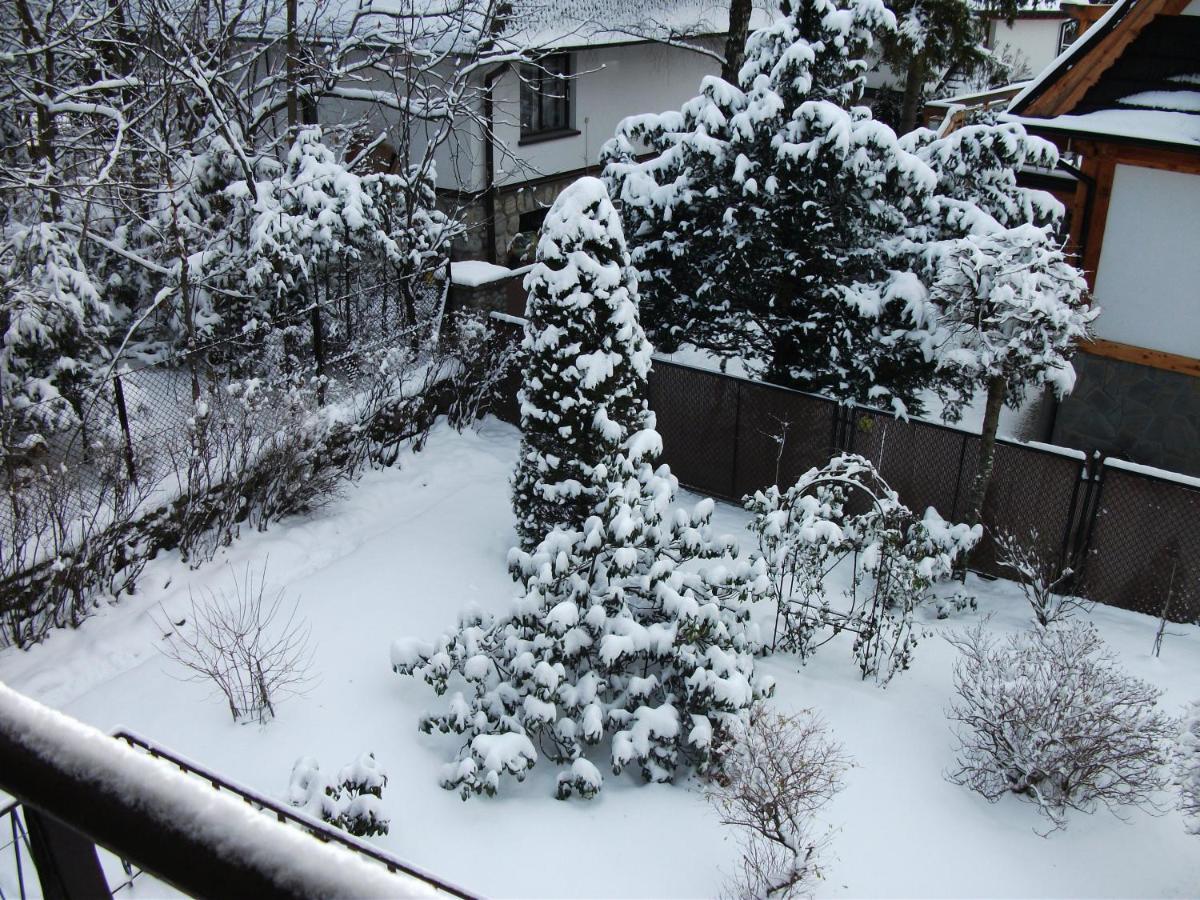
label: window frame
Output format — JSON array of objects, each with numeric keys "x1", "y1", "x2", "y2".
[
  {"x1": 519, "y1": 53, "x2": 577, "y2": 143},
  {"x1": 1057, "y1": 20, "x2": 1079, "y2": 55}
]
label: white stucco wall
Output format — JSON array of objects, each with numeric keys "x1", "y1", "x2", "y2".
[
  {"x1": 487, "y1": 40, "x2": 724, "y2": 189},
  {"x1": 1092, "y1": 164, "x2": 1200, "y2": 359},
  {"x1": 988, "y1": 16, "x2": 1069, "y2": 81}
]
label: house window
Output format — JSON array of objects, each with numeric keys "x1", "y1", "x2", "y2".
[
  {"x1": 1057, "y1": 20, "x2": 1079, "y2": 55},
  {"x1": 520, "y1": 54, "x2": 573, "y2": 139},
  {"x1": 518, "y1": 208, "x2": 548, "y2": 233}
]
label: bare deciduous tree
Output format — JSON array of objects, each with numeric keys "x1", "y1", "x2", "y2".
[
  {"x1": 158, "y1": 562, "x2": 315, "y2": 722},
  {"x1": 706, "y1": 706, "x2": 850, "y2": 899},
  {"x1": 947, "y1": 621, "x2": 1176, "y2": 832}
]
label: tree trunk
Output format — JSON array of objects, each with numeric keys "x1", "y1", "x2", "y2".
[
  {"x1": 898, "y1": 50, "x2": 927, "y2": 135},
  {"x1": 285, "y1": 0, "x2": 299, "y2": 137},
  {"x1": 721, "y1": 0, "x2": 753, "y2": 85},
  {"x1": 965, "y1": 375, "x2": 1006, "y2": 527}
]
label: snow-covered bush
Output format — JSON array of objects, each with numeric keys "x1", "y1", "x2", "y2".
[
  {"x1": 0, "y1": 223, "x2": 111, "y2": 435},
  {"x1": 511, "y1": 177, "x2": 653, "y2": 550},
  {"x1": 1176, "y1": 702, "x2": 1200, "y2": 835},
  {"x1": 706, "y1": 706, "x2": 849, "y2": 899},
  {"x1": 288, "y1": 753, "x2": 390, "y2": 837},
  {"x1": 159, "y1": 564, "x2": 314, "y2": 723},
  {"x1": 395, "y1": 429, "x2": 774, "y2": 799},
  {"x1": 947, "y1": 622, "x2": 1175, "y2": 830},
  {"x1": 927, "y1": 223, "x2": 1096, "y2": 526},
  {"x1": 443, "y1": 312, "x2": 520, "y2": 432},
  {"x1": 994, "y1": 528, "x2": 1090, "y2": 628},
  {"x1": 926, "y1": 224, "x2": 1095, "y2": 427},
  {"x1": 747, "y1": 454, "x2": 979, "y2": 683}
]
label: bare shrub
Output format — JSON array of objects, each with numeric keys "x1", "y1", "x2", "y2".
[
  {"x1": 158, "y1": 563, "x2": 315, "y2": 723},
  {"x1": 1, "y1": 423, "x2": 153, "y2": 647},
  {"x1": 706, "y1": 706, "x2": 850, "y2": 899},
  {"x1": 994, "y1": 528, "x2": 1089, "y2": 627},
  {"x1": 947, "y1": 621, "x2": 1175, "y2": 830},
  {"x1": 163, "y1": 379, "x2": 344, "y2": 564}
]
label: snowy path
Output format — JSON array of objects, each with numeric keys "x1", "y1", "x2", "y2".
[{"x1": 2, "y1": 419, "x2": 1198, "y2": 898}]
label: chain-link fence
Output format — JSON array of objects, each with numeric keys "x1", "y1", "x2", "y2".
[{"x1": 1, "y1": 275, "x2": 446, "y2": 534}]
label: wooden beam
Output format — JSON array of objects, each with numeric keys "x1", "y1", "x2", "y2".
[
  {"x1": 1083, "y1": 338, "x2": 1200, "y2": 378},
  {"x1": 1080, "y1": 154, "x2": 1116, "y2": 290},
  {"x1": 1103, "y1": 144, "x2": 1200, "y2": 175},
  {"x1": 1023, "y1": 0, "x2": 1192, "y2": 118}
]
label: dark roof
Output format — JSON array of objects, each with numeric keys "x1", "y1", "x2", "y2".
[{"x1": 1072, "y1": 14, "x2": 1200, "y2": 115}]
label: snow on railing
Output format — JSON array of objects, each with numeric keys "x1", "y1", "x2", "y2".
[{"x1": 0, "y1": 683, "x2": 477, "y2": 899}]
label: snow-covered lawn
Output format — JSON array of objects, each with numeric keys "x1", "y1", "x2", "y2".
[{"x1": 3, "y1": 419, "x2": 1198, "y2": 898}]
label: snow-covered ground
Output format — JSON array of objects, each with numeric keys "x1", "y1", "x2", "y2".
[{"x1": 2, "y1": 419, "x2": 1198, "y2": 899}]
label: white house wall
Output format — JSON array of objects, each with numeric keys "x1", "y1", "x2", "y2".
[
  {"x1": 1092, "y1": 164, "x2": 1200, "y2": 359},
  {"x1": 988, "y1": 17, "x2": 1067, "y2": 80},
  {"x1": 487, "y1": 39, "x2": 724, "y2": 189}
]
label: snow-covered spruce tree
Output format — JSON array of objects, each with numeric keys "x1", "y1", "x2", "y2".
[
  {"x1": 604, "y1": 0, "x2": 944, "y2": 414},
  {"x1": 511, "y1": 177, "x2": 653, "y2": 550},
  {"x1": 394, "y1": 430, "x2": 774, "y2": 799},
  {"x1": 927, "y1": 223, "x2": 1095, "y2": 525},
  {"x1": 0, "y1": 223, "x2": 110, "y2": 435}
]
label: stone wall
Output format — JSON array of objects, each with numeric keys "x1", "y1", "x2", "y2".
[
  {"x1": 443, "y1": 172, "x2": 592, "y2": 264},
  {"x1": 1053, "y1": 351, "x2": 1200, "y2": 476}
]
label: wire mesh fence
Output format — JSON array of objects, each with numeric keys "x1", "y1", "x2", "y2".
[{"x1": 0, "y1": 276, "x2": 445, "y2": 537}]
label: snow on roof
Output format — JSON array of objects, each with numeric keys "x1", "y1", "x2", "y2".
[
  {"x1": 494, "y1": 0, "x2": 775, "y2": 51},
  {"x1": 1008, "y1": 0, "x2": 1200, "y2": 147},
  {"x1": 283, "y1": 0, "x2": 775, "y2": 50},
  {"x1": 1014, "y1": 108, "x2": 1200, "y2": 144},
  {"x1": 450, "y1": 259, "x2": 515, "y2": 286}
]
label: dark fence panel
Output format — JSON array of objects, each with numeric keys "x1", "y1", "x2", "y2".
[
  {"x1": 492, "y1": 316, "x2": 1199, "y2": 622},
  {"x1": 1077, "y1": 465, "x2": 1200, "y2": 621},
  {"x1": 648, "y1": 363, "x2": 740, "y2": 499},
  {"x1": 847, "y1": 410, "x2": 969, "y2": 525},
  {"x1": 730, "y1": 380, "x2": 840, "y2": 499},
  {"x1": 976, "y1": 441, "x2": 1087, "y2": 577}
]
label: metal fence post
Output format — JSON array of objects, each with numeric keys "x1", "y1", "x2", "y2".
[
  {"x1": 729, "y1": 380, "x2": 743, "y2": 498},
  {"x1": 22, "y1": 806, "x2": 110, "y2": 900},
  {"x1": 112, "y1": 373, "x2": 138, "y2": 486}
]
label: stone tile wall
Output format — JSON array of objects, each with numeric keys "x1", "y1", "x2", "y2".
[{"x1": 1053, "y1": 352, "x2": 1200, "y2": 476}]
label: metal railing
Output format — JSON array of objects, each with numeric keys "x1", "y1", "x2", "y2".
[{"x1": 111, "y1": 730, "x2": 476, "y2": 899}]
